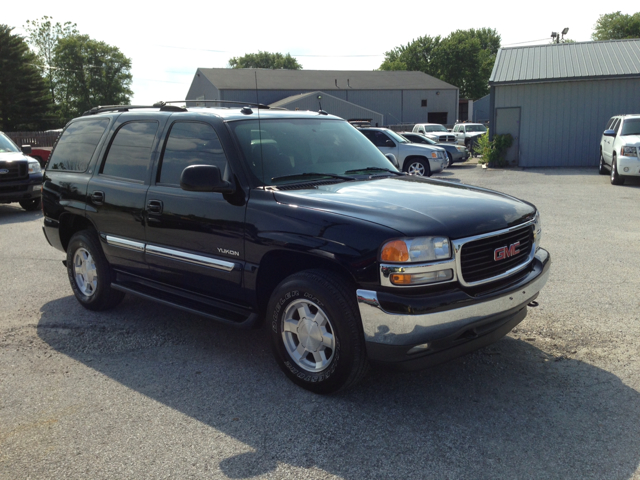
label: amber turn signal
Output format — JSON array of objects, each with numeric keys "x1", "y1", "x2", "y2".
[{"x1": 381, "y1": 240, "x2": 409, "y2": 262}]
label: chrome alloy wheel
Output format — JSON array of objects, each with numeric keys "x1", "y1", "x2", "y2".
[
  {"x1": 281, "y1": 299, "x2": 335, "y2": 372},
  {"x1": 73, "y1": 247, "x2": 98, "y2": 296},
  {"x1": 407, "y1": 161, "x2": 426, "y2": 176}
]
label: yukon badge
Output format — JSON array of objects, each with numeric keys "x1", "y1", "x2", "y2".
[
  {"x1": 494, "y1": 241, "x2": 520, "y2": 261},
  {"x1": 217, "y1": 247, "x2": 240, "y2": 257}
]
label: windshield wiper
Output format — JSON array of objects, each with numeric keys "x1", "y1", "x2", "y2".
[
  {"x1": 344, "y1": 167, "x2": 405, "y2": 176},
  {"x1": 271, "y1": 172, "x2": 355, "y2": 183}
]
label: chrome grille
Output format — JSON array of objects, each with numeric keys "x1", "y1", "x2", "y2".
[
  {"x1": 0, "y1": 161, "x2": 27, "y2": 182},
  {"x1": 437, "y1": 135, "x2": 456, "y2": 143},
  {"x1": 459, "y1": 226, "x2": 533, "y2": 284}
]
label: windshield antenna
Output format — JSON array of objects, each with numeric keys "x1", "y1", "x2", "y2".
[{"x1": 255, "y1": 71, "x2": 265, "y2": 184}]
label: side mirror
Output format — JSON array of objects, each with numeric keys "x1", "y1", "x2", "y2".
[
  {"x1": 603, "y1": 129, "x2": 616, "y2": 137},
  {"x1": 384, "y1": 139, "x2": 395, "y2": 147},
  {"x1": 180, "y1": 165, "x2": 234, "y2": 194},
  {"x1": 21, "y1": 145, "x2": 32, "y2": 155},
  {"x1": 384, "y1": 153, "x2": 399, "y2": 168}
]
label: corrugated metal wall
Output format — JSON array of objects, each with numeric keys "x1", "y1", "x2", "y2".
[
  {"x1": 494, "y1": 78, "x2": 640, "y2": 167},
  {"x1": 185, "y1": 82, "x2": 458, "y2": 127},
  {"x1": 473, "y1": 94, "x2": 490, "y2": 123},
  {"x1": 185, "y1": 73, "x2": 220, "y2": 106}
]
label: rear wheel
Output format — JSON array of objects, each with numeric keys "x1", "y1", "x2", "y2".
[
  {"x1": 267, "y1": 269, "x2": 369, "y2": 394},
  {"x1": 67, "y1": 230, "x2": 125, "y2": 310},
  {"x1": 403, "y1": 158, "x2": 431, "y2": 177},
  {"x1": 19, "y1": 198, "x2": 41, "y2": 211},
  {"x1": 610, "y1": 154, "x2": 625, "y2": 185}
]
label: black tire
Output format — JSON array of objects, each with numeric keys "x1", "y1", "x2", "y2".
[
  {"x1": 19, "y1": 197, "x2": 41, "y2": 211},
  {"x1": 267, "y1": 269, "x2": 369, "y2": 394},
  {"x1": 465, "y1": 139, "x2": 473, "y2": 156},
  {"x1": 446, "y1": 152, "x2": 453, "y2": 168},
  {"x1": 598, "y1": 151, "x2": 607, "y2": 175},
  {"x1": 403, "y1": 158, "x2": 431, "y2": 177},
  {"x1": 66, "y1": 230, "x2": 125, "y2": 311},
  {"x1": 610, "y1": 154, "x2": 625, "y2": 185}
]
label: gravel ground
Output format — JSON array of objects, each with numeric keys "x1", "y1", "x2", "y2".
[{"x1": 1, "y1": 165, "x2": 640, "y2": 479}]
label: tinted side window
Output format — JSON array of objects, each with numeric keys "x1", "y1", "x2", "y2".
[
  {"x1": 605, "y1": 117, "x2": 615, "y2": 130},
  {"x1": 101, "y1": 121, "x2": 158, "y2": 182},
  {"x1": 158, "y1": 122, "x2": 228, "y2": 186},
  {"x1": 48, "y1": 119, "x2": 109, "y2": 172},
  {"x1": 611, "y1": 118, "x2": 621, "y2": 133}
]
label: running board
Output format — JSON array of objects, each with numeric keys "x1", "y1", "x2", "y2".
[{"x1": 111, "y1": 274, "x2": 258, "y2": 329}]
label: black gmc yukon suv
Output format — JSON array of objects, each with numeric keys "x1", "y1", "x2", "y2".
[
  {"x1": 42, "y1": 103, "x2": 550, "y2": 393},
  {"x1": 0, "y1": 131, "x2": 43, "y2": 211}
]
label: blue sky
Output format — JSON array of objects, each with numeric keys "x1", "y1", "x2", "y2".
[{"x1": 5, "y1": 0, "x2": 639, "y2": 104}]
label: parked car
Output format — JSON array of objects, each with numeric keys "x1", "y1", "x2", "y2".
[
  {"x1": 412, "y1": 123, "x2": 456, "y2": 143},
  {"x1": 0, "y1": 131, "x2": 43, "y2": 211},
  {"x1": 599, "y1": 114, "x2": 640, "y2": 185},
  {"x1": 42, "y1": 103, "x2": 549, "y2": 394},
  {"x1": 400, "y1": 132, "x2": 469, "y2": 166},
  {"x1": 358, "y1": 127, "x2": 447, "y2": 176},
  {"x1": 452, "y1": 123, "x2": 488, "y2": 152}
]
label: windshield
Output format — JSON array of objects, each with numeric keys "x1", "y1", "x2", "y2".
[
  {"x1": 0, "y1": 132, "x2": 20, "y2": 153},
  {"x1": 424, "y1": 125, "x2": 447, "y2": 132},
  {"x1": 229, "y1": 118, "x2": 398, "y2": 185},
  {"x1": 465, "y1": 124, "x2": 487, "y2": 133},
  {"x1": 621, "y1": 118, "x2": 640, "y2": 136}
]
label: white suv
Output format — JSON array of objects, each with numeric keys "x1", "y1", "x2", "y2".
[{"x1": 600, "y1": 114, "x2": 640, "y2": 185}]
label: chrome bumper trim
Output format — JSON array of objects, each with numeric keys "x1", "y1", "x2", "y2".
[{"x1": 359, "y1": 249, "x2": 549, "y2": 346}]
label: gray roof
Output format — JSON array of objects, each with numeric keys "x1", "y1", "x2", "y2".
[
  {"x1": 489, "y1": 39, "x2": 640, "y2": 85},
  {"x1": 197, "y1": 68, "x2": 457, "y2": 91}
]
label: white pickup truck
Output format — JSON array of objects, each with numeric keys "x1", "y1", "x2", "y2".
[{"x1": 452, "y1": 123, "x2": 487, "y2": 151}]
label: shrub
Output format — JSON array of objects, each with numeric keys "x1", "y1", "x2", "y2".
[{"x1": 476, "y1": 132, "x2": 513, "y2": 167}]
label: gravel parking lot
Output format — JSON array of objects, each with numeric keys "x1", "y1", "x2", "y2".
[{"x1": 1, "y1": 165, "x2": 640, "y2": 479}]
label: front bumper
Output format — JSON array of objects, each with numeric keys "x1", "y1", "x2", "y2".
[
  {"x1": 357, "y1": 248, "x2": 550, "y2": 370},
  {"x1": 429, "y1": 157, "x2": 446, "y2": 173},
  {"x1": 0, "y1": 175, "x2": 42, "y2": 204},
  {"x1": 617, "y1": 154, "x2": 640, "y2": 176}
]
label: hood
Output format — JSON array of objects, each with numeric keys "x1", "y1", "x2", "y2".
[
  {"x1": 621, "y1": 135, "x2": 640, "y2": 145},
  {"x1": 401, "y1": 143, "x2": 442, "y2": 154},
  {"x1": 273, "y1": 176, "x2": 536, "y2": 239},
  {"x1": 467, "y1": 131, "x2": 486, "y2": 138},
  {"x1": 0, "y1": 151, "x2": 31, "y2": 162}
]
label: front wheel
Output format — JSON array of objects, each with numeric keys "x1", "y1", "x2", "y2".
[
  {"x1": 403, "y1": 158, "x2": 431, "y2": 177},
  {"x1": 67, "y1": 230, "x2": 125, "y2": 311},
  {"x1": 19, "y1": 197, "x2": 41, "y2": 211},
  {"x1": 267, "y1": 270, "x2": 369, "y2": 394},
  {"x1": 611, "y1": 154, "x2": 625, "y2": 185}
]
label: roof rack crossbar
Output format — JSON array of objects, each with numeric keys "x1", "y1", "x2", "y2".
[
  {"x1": 178, "y1": 99, "x2": 270, "y2": 109},
  {"x1": 82, "y1": 100, "x2": 270, "y2": 116}
]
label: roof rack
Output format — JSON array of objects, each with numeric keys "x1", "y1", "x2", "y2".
[
  {"x1": 82, "y1": 99, "x2": 270, "y2": 116},
  {"x1": 181, "y1": 99, "x2": 270, "y2": 109},
  {"x1": 82, "y1": 102, "x2": 187, "y2": 116}
]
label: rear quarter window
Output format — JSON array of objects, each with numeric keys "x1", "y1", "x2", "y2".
[
  {"x1": 100, "y1": 121, "x2": 159, "y2": 182},
  {"x1": 47, "y1": 119, "x2": 110, "y2": 172}
]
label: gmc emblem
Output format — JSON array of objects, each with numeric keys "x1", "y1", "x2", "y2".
[{"x1": 494, "y1": 241, "x2": 521, "y2": 261}]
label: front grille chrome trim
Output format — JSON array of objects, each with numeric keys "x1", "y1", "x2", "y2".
[{"x1": 453, "y1": 219, "x2": 537, "y2": 287}]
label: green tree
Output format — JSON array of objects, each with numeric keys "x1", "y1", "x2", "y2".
[
  {"x1": 0, "y1": 25, "x2": 54, "y2": 130},
  {"x1": 228, "y1": 51, "x2": 302, "y2": 69},
  {"x1": 53, "y1": 34, "x2": 132, "y2": 121},
  {"x1": 24, "y1": 16, "x2": 79, "y2": 105},
  {"x1": 379, "y1": 28, "x2": 501, "y2": 100},
  {"x1": 592, "y1": 11, "x2": 640, "y2": 40}
]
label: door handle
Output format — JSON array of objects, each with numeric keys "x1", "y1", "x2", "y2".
[
  {"x1": 147, "y1": 200, "x2": 163, "y2": 214},
  {"x1": 91, "y1": 191, "x2": 104, "y2": 205}
]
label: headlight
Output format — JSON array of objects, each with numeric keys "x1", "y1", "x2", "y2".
[
  {"x1": 28, "y1": 160, "x2": 42, "y2": 174},
  {"x1": 381, "y1": 236, "x2": 451, "y2": 263},
  {"x1": 455, "y1": 146, "x2": 466, "y2": 151},
  {"x1": 621, "y1": 146, "x2": 638, "y2": 157},
  {"x1": 533, "y1": 211, "x2": 542, "y2": 250}
]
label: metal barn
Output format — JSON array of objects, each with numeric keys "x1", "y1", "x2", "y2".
[
  {"x1": 186, "y1": 69, "x2": 459, "y2": 126},
  {"x1": 489, "y1": 39, "x2": 640, "y2": 167}
]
